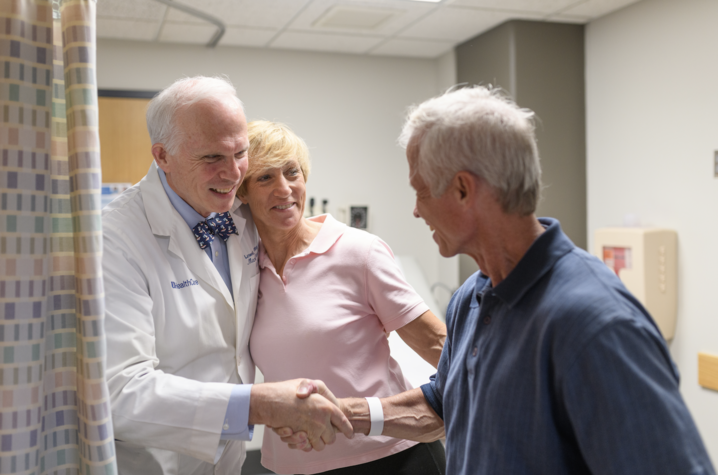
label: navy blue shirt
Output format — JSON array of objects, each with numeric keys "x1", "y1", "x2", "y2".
[{"x1": 422, "y1": 218, "x2": 714, "y2": 475}]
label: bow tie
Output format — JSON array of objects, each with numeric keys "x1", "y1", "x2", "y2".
[{"x1": 192, "y1": 212, "x2": 238, "y2": 250}]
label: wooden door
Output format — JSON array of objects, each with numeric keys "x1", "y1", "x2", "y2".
[{"x1": 98, "y1": 97, "x2": 154, "y2": 185}]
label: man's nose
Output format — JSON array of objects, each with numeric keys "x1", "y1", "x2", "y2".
[
  {"x1": 413, "y1": 205, "x2": 421, "y2": 218},
  {"x1": 222, "y1": 156, "x2": 243, "y2": 182}
]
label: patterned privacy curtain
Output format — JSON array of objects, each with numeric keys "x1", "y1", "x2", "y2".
[{"x1": 0, "y1": 0, "x2": 116, "y2": 473}]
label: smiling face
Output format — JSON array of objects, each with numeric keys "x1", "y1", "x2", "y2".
[
  {"x1": 408, "y1": 138, "x2": 466, "y2": 258},
  {"x1": 239, "y1": 160, "x2": 306, "y2": 234},
  {"x1": 154, "y1": 97, "x2": 249, "y2": 217}
]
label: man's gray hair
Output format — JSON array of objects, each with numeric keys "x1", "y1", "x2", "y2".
[
  {"x1": 146, "y1": 76, "x2": 244, "y2": 155},
  {"x1": 399, "y1": 86, "x2": 541, "y2": 216}
]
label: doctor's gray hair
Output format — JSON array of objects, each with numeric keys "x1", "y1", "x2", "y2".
[
  {"x1": 399, "y1": 86, "x2": 541, "y2": 216},
  {"x1": 146, "y1": 76, "x2": 244, "y2": 155}
]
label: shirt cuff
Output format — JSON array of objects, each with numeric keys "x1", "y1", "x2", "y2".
[
  {"x1": 420, "y1": 375, "x2": 444, "y2": 420},
  {"x1": 220, "y1": 384, "x2": 254, "y2": 441}
]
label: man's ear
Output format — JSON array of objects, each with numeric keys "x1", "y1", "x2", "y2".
[
  {"x1": 452, "y1": 171, "x2": 477, "y2": 203},
  {"x1": 152, "y1": 143, "x2": 170, "y2": 172},
  {"x1": 236, "y1": 187, "x2": 249, "y2": 205}
]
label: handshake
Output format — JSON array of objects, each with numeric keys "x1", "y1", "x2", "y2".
[
  {"x1": 249, "y1": 378, "x2": 445, "y2": 452},
  {"x1": 249, "y1": 378, "x2": 365, "y2": 452}
]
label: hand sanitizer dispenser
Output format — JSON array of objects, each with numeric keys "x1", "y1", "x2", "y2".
[{"x1": 593, "y1": 228, "x2": 677, "y2": 340}]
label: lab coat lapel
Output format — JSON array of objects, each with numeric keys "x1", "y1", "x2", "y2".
[
  {"x1": 170, "y1": 225, "x2": 235, "y2": 310},
  {"x1": 227, "y1": 204, "x2": 248, "y2": 332},
  {"x1": 140, "y1": 163, "x2": 235, "y2": 309}
]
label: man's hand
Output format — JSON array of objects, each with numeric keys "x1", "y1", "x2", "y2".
[
  {"x1": 275, "y1": 383, "x2": 445, "y2": 450},
  {"x1": 249, "y1": 379, "x2": 353, "y2": 451},
  {"x1": 272, "y1": 379, "x2": 344, "y2": 451}
]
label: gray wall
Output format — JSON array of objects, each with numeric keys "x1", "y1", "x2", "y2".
[{"x1": 455, "y1": 20, "x2": 586, "y2": 280}]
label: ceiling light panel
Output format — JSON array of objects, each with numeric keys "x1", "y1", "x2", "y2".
[
  {"x1": 313, "y1": 6, "x2": 399, "y2": 30},
  {"x1": 164, "y1": 0, "x2": 312, "y2": 29},
  {"x1": 289, "y1": 0, "x2": 437, "y2": 36},
  {"x1": 96, "y1": 0, "x2": 167, "y2": 21}
]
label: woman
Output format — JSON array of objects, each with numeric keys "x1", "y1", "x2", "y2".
[{"x1": 240, "y1": 120, "x2": 447, "y2": 475}]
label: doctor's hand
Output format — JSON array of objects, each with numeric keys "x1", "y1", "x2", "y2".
[
  {"x1": 272, "y1": 379, "x2": 353, "y2": 452},
  {"x1": 249, "y1": 379, "x2": 353, "y2": 451}
]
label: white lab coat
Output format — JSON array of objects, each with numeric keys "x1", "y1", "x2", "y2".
[{"x1": 103, "y1": 163, "x2": 260, "y2": 475}]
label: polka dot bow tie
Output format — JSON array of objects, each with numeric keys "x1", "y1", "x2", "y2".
[{"x1": 192, "y1": 212, "x2": 238, "y2": 250}]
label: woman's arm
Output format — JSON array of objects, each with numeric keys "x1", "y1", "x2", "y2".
[{"x1": 396, "y1": 310, "x2": 447, "y2": 368}]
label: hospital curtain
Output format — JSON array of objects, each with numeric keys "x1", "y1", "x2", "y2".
[{"x1": 0, "y1": 0, "x2": 116, "y2": 473}]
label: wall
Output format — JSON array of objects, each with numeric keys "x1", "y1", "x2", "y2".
[
  {"x1": 586, "y1": 0, "x2": 718, "y2": 461},
  {"x1": 96, "y1": 40, "x2": 458, "y2": 302},
  {"x1": 455, "y1": 20, "x2": 587, "y2": 281}
]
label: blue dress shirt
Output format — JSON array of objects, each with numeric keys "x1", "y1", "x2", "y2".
[
  {"x1": 421, "y1": 218, "x2": 714, "y2": 475},
  {"x1": 158, "y1": 168, "x2": 253, "y2": 441}
]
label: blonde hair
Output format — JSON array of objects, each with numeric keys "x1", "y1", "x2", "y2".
[{"x1": 239, "y1": 120, "x2": 311, "y2": 196}]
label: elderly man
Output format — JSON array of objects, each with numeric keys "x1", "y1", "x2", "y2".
[
  {"x1": 284, "y1": 86, "x2": 715, "y2": 474},
  {"x1": 102, "y1": 76, "x2": 351, "y2": 475}
]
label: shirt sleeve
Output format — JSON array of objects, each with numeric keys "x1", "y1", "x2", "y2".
[
  {"x1": 420, "y1": 319, "x2": 452, "y2": 421},
  {"x1": 220, "y1": 384, "x2": 254, "y2": 440},
  {"x1": 421, "y1": 376, "x2": 444, "y2": 421},
  {"x1": 365, "y1": 238, "x2": 430, "y2": 333},
  {"x1": 419, "y1": 287, "x2": 456, "y2": 421},
  {"x1": 559, "y1": 318, "x2": 715, "y2": 475}
]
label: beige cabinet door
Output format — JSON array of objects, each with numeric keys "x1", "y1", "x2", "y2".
[{"x1": 98, "y1": 97, "x2": 154, "y2": 185}]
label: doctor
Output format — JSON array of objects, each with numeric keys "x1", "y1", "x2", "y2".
[{"x1": 102, "y1": 76, "x2": 352, "y2": 475}]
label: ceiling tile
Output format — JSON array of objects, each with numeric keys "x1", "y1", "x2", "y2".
[
  {"x1": 370, "y1": 38, "x2": 454, "y2": 58},
  {"x1": 398, "y1": 6, "x2": 532, "y2": 42},
  {"x1": 159, "y1": 22, "x2": 216, "y2": 44},
  {"x1": 97, "y1": 18, "x2": 160, "y2": 41},
  {"x1": 448, "y1": 0, "x2": 579, "y2": 14},
  {"x1": 270, "y1": 30, "x2": 384, "y2": 54},
  {"x1": 96, "y1": 0, "x2": 628, "y2": 58},
  {"x1": 561, "y1": 0, "x2": 642, "y2": 18},
  {"x1": 314, "y1": 5, "x2": 399, "y2": 30},
  {"x1": 221, "y1": 27, "x2": 278, "y2": 48},
  {"x1": 164, "y1": 0, "x2": 311, "y2": 29},
  {"x1": 288, "y1": 0, "x2": 438, "y2": 37},
  {"x1": 96, "y1": 0, "x2": 167, "y2": 21}
]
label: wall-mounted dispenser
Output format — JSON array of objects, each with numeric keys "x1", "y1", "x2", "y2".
[{"x1": 593, "y1": 228, "x2": 677, "y2": 340}]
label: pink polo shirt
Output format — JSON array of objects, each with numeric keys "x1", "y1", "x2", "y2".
[{"x1": 249, "y1": 214, "x2": 429, "y2": 474}]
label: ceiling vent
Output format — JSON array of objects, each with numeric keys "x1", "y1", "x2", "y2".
[{"x1": 312, "y1": 5, "x2": 400, "y2": 30}]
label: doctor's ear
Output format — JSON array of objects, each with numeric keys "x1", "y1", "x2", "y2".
[
  {"x1": 236, "y1": 187, "x2": 249, "y2": 205},
  {"x1": 152, "y1": 143, "x2": 170, "y2": 172}
]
